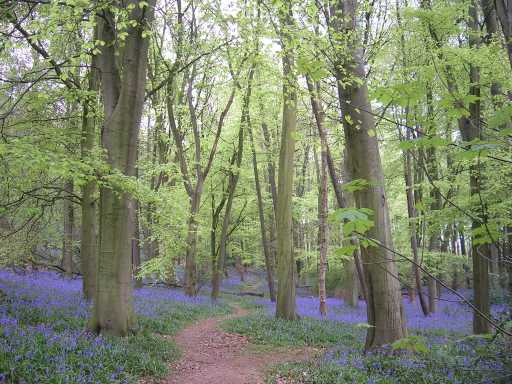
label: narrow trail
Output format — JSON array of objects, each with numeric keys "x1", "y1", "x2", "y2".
[{"x1": 157, "y1": 306, "x2": 315, "y2": 384}]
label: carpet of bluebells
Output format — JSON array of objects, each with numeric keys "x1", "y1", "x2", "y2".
[
  {"x1": 1, "y1": 268, "x2": 511, "y2": 384},
  {"x1": 253, "y1": 290, "x2": 510, "y2": 333},
  {"x1": 0, "y1": 270, "x2": 229, "y2": 383},
  {"x1": 224, "y1": 290, "x2": 512, "y2": 383}
]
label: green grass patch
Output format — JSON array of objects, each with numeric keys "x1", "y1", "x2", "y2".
[{"x1": 221, "y1": 310, "x2": 364, "y2": 347}]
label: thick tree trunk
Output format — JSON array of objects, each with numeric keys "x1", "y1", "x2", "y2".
[
  {"x1": 305, "y1": 75, "x2": 368, "y2": 304},
  {"x1": 249, "y1": 118, "x2": 276, "y2": 302},
  {"x1": 306, "y1": 75, "x2": 363, "y2": 306},
  {"x1": 90, "y1": 1, "x2": 154, "y2": 336},
  {"x1": 343, "y1": 255, "x2": 359, "y2": 307},
  {"x1": 62, "y1": 180, "x2": 74, "y2": 278},
  {"x1": 331, "y1": 0, "x2": 406, "y2": 349},
  {"x1": 465, "y1": 3, "x2": 491, "y2": 334},
  {"x1": 275, "y1": 3, "x2": 297, "y2": 320},
  {"x1": 80, "y1": 55, "x2": 98, "y2": 300}
]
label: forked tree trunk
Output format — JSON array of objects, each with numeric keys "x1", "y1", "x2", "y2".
[
  {"x1": 90, "y1": 1, "x2": 154, "y2": 336},
  {"x1": 211, "y1": 66, "x2": 254, "y2": 299},
  {"x1": 331, "y1": 0, "x2": 406, "y2": 350},
  {"x1": 62, "y1": 180, "x2": 74, "y2": 278},
  {"x1": 275, "y1": 2, "x2": 297, "y2": 320}
]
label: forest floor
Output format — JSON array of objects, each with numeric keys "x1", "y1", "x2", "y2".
[
  {"x1": 156, "y1": 306, "x2": 318, "y2": 384},
  {"x1": 1, "y1": 269, "x2": 510, "y2": 383}
]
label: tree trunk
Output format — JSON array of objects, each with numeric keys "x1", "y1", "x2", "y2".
[
  {"x1": 249, "y1": 116, "x2": 276, "y2": 302},
  {"x1": 211, "y1": 66, "x2": 254, "y2": 299},
  {"x1": 464, "y1": 3, "x2": 491, "y2": 334},
  {"x1": 451, "y1": 227, "x2": 460, "y2": 290},
  {"x1": 331, "y1": 0, "x2": 406, "y2": 349},
  {"x1": 260, "y1": 122, "x2": 278, "y2": 214},
  {"x1": 402, "y1": 125, "x2": 429, "y2": 315},
  {"x1": 318, "y1": 142, "x2": 328, "y2": 317},
  {"x1": 427, "y1": 276, "x2": 437, "y2": 313},
  {"x1": 185, "y1": 189, "x2": 201, "y2": 296},
  {"x1": 305, "y1": 75, "x2": 368, "y2": 304},
  {"x1": 495, "y1": 0, "x2": 512, "y2": 69},
  {"x1": 90, "y1": 1, "x2": 154, "y2": 336},
  {"x1": 80, "y1": 49, "x2": 99, "y2": 300},
  {"x1": 132, "y1": 200, "x2": 142, "y2": 288},
  {"x1": 62, "y1": 180, "x2": 74, "y2": 278},
  {"x1": 275, "y1": 3, "x2": 297, "y2": 320}
]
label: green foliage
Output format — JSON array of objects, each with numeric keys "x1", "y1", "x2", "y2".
[
  {"x1": 391, "y1": 336, "x2": 429, "y2": 354},
  {"x1": 329, "y1": 207, "x2": 374, "y2": 239}
]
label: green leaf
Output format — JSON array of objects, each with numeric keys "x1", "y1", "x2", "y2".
[
  {"x1": 342, "y1": 179, "x2": 371, "y2": 192},
  {"x1": 335, "y1": 245, "x2": 357, "y2": 258}
]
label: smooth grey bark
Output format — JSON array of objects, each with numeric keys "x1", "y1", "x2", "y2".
[
  {"x1": 465, "y1": 2, "x2": 491, "y2": 334},
  {"x1": 249, "y1": 112, "x2": 276, "y2": 302},
  {"x1": 90, "y1": 1, "x2": 155, "y2": 336},
  {"x1": 331, "y1": 0, "x2": 407, "y2": 350},
  {"x1": 80, "y1": 54, "x2": 98, "y2": 301},
  {"x1": 132, "y1": 200, "x2": 142, "y2": 288},
  {"x1": 275, "y1": 2, "x2": 297, "y2": 320},
  {"x1": 260, "y1": 122, "x2": 278, "y2": 214},
  {"x1": 305, "y1": 75, "x2": 365, "y2": 305},
  {"x1": 62, "y1": 180, "x2": 74, "y2": 278},
  {"x1": 317, "y1": 143, "x2": 328, "y2": 316},
  {"x1": 260, "y1": 121, "x2": 279, "y2": 268}
]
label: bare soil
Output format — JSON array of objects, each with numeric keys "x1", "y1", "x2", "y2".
[{"x1": 153, "y1": 307, "x2": 316, "y2": 384}]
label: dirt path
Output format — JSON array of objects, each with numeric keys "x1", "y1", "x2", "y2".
[{"x1": 157, "y1": 306, "x2": 315, "y2": 384}]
